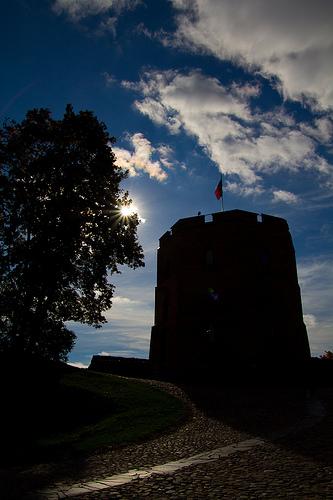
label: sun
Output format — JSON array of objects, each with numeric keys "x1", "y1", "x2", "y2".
[
  {"x1": 119, "y1": 202, "x2": 146, "y2": 223},
  {"x1": 120, "y1": 205, "x2": 137, "y2": 217}
]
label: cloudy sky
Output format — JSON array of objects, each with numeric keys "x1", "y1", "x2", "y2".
[{"x1": 2, "y1": 0, "x2": 333, "y2": 366}]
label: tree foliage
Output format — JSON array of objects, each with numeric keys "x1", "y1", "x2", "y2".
[{"x1": 0, "y1": 105, "x2": 144, "y2": 361}]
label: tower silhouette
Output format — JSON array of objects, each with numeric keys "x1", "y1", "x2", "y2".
[{"x1": 149, "y1": 210, "x2": 310, "y2": 377}]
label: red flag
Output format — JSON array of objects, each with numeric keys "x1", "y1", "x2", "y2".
[{"x1": 214, "y1": 177, "x2": 223, "y2": 200}]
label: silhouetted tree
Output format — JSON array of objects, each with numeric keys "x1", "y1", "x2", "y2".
[{"x1": 0, "y1": 105, "x2": 144, "y2": 361}]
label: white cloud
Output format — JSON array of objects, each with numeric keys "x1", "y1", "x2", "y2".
[
  {"x1": 69, "y1": 323, "x2": 151, "y2": 361},
  {"x1": 303, "y1": 314, "x2": 317, "y2": 328},
  {"x1": 135, "y1": 97, "x2": 182, "y2": 134},
  {"x1": 272, "y1": 190, "x2": 299, "y2": 204},
  {"x1": 52, "y1": 0, "x2": 140, "y2": 21},
  {"x1": 67, "y1": 361, "x2": 88, "y2": 368},
  {"x1": 300, "y1": 118, "x2": 333, "y2": 144},
  {"x1": 103, "y1": 302, "x2": 150, "y2": 325},
  {"x1": 226, "y1": 182, "x2": 264, "y2": 197},
  {"x1": 170, "y1": 0, "x2": 333, "y2": 110},
  {"x1": 112, "y1": 295, "x2": 138, "y2": 304},
  {"x1": 102, "y1": 71, "x2": 116, "y2": 86},
  {"x1": 113, "y1": 132, "x2": 170, "y2": 181},
  {"x1": 156, "y1": 70, "x2": 252, "y2": 119},
  {"x1": 129, "y1": 70, "x2": 331, "y2": 186}
]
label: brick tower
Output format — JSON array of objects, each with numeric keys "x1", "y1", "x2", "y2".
[{"x1": 149, "y1": 210, "x2": 310, "y2": 376}]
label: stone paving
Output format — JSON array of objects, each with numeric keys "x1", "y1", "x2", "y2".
[
  {"x1": 36, "y1": 438, "x2": 267, "y2": 498},
  {"x1": 2, "y1": 379, "x2": 333, "y2": 499},
  {"x1": 82, "y1": 440, "x2": 333, "y2": 499}
]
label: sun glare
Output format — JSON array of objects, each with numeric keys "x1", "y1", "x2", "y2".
[
  {"x1": 120, "y1": 205, "x2": 137, "y2": 217},
  {"x1": 119, "y1": 204, "x2": 146, "y2": 223}
]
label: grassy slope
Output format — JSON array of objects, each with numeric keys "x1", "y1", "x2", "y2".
[{"x1": 1, "y1": 368, "x2": 187, "y2": 465}]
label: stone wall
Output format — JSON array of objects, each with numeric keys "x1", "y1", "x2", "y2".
[{"x1": 89, "y1": 355, "x2": 151, "y2": 378}]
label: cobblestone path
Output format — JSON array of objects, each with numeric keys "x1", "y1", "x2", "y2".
[{"x1": 2, "y1": 380, "x2": 333, "y2": 499}]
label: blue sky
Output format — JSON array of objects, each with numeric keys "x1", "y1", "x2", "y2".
[{"x1": 2, "y1": 0, "x2": 333, "y2": 366}]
